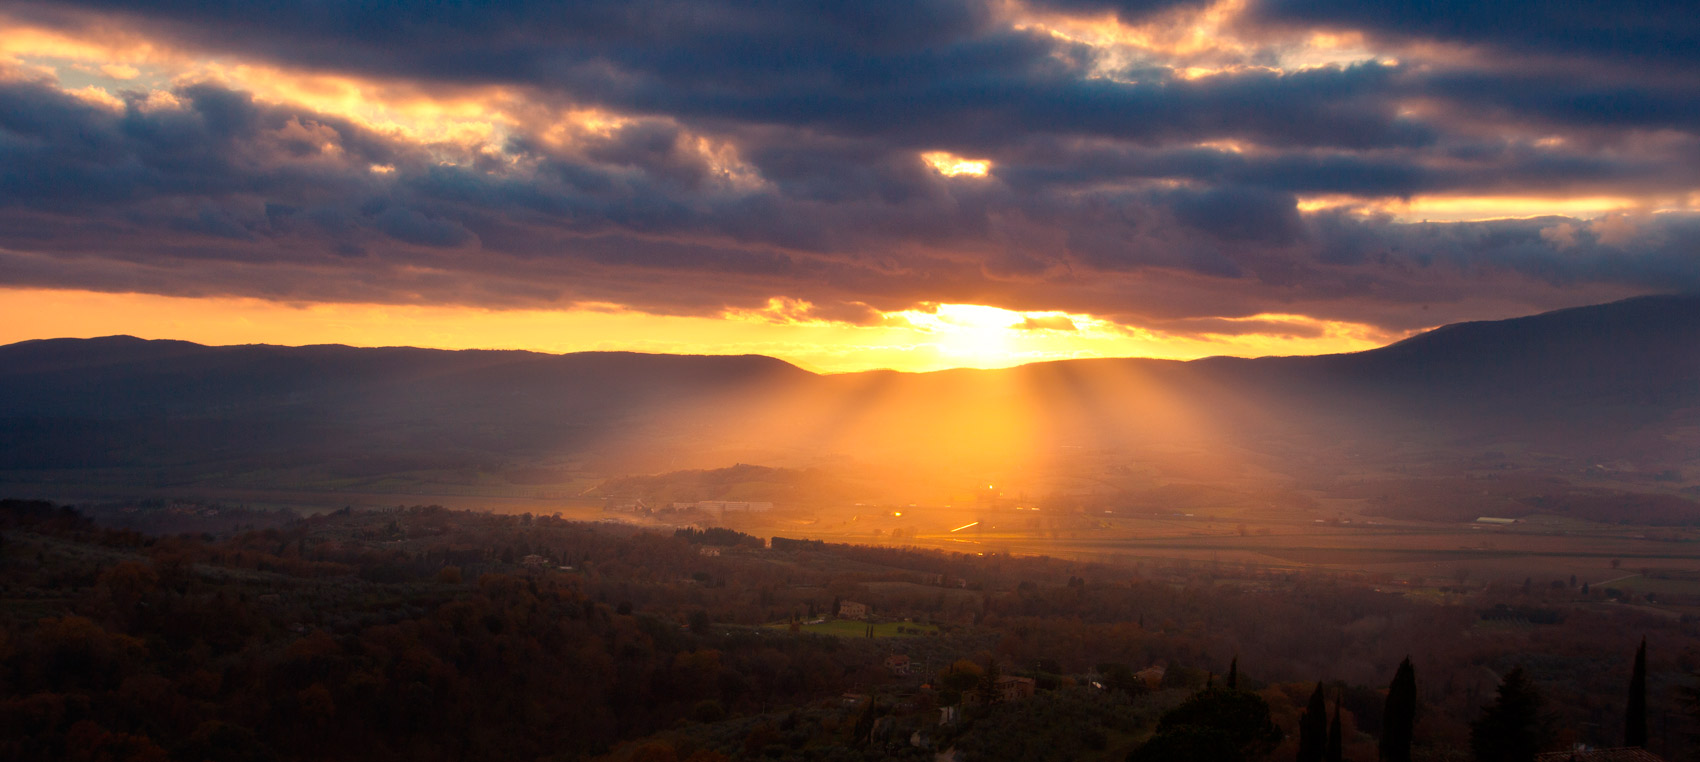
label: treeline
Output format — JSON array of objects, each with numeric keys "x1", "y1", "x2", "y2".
[
  {"x1": 1123, "y1": 643, "x2": 1668, "y2": 762},
  {"x1": 675, "y1": 527, "x2": 764, "y2": 548}
]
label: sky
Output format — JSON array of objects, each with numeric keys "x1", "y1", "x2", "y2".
[{"x1": 1, "y1": 0, "x2": 1696, "y2": 372}]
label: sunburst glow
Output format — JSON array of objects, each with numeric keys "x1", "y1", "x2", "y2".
[{"x1": 921, "y1": 151, "x2": 991, "y2": 177}]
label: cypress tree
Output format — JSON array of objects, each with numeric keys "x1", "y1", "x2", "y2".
[
  {"x1": 851, "y1": 695, "x2": 877, "y2": 746},
  {"x1": 1381, "y1": 657, "x2": 1416, "y2": 762},
  {"x1": 1627, "y1": 637, "x2": 1648, "y2": 747},
  {"x1": 1228, "y1": 656, "x2": 1239, "y2": 690},
  {"x1": 1299, "y1": 683, "x2": 1328, "y2": 762},
  {"x1": 1470, "y1": 666, "x2": 1547, "y2": 762},
  {"x1": 1326, "y1": 696, "x2": 1343, "y2": 762}
]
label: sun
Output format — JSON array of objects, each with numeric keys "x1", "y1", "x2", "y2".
[{"x1": 888, "y1": 304, "x2": 1033, "y2": 367}]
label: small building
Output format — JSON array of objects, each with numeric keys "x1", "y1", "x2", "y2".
[
  {"x1": 1475, "y1": 516, "x2": 1520, "y2": 525},
  {"x1": 994, "y1": 675, "x2": 1036, "y2": 702},
  {"x1": 841, "y1": 692, "x2": 870, "y2": 708},
  {"x1": 885, "y1": 654, "x2": 912, "y2": 676},
  {"x1": 698, "y1": 546, "x2": 722, "y2": 557},
  {"x1": 520, "y1": 554, "x2": 550, "y2": 569},
  {"x1": 838, "y1": 600, "x2": 870, "y2": 619},
  {"x1": 1135, "y1": 665, "x2": 1166, "y2": 689}
]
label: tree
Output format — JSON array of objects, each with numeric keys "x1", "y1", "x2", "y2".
[
  {"x1": 1228, "y1": 656, "x2": 1239, "y2": 690},
  {"x1": 1136, "y1": 687, "x2": 1282, "y2": 762},
  {"x1": 981, "y1": 661, "x2": 1003, "y2": 704},
  {"x1": 1300, "y1": 683, "x2": 1328, "y2": 762},
  {"x1": 1627, "y1": 637, "x2": 1647, "y2": 748},
  {"x1": 1680, "y1": 674, "x2": 1700, "y2": 754},
  {"x1": 1129, "y1": 725, "x2": 1245, "y2": 762},
  {"x1": 1470, "y1": 666, "x2": 1548, "y2": 762},
  {"x1": 1327, "y1": 696, "x2": 1343, "y2": 762},
  {"x1": 851, "y1": 696, "x2": 878, "y2": 746},
  {"x1": 1381, "y1": 657, "x2": 1416, "y2": 762}
]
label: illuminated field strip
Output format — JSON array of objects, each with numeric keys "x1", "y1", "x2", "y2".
[{"x1": 949, "y1": 521, "x2": 980, "y2": 533}]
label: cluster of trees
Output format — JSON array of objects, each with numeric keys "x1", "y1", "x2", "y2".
[
  {"x1": 674, "y1": 528, "x2": 764, "y2": 548},
  {"x1": 1467, "y1": 638, "x2": 1653, "y2": 762},
  {"x1": 1123, "y1": 642, "x2": 1661, "y2": 762},
  {"x1": 0, "y1": 502, "x2": 894, "y2": 760}
]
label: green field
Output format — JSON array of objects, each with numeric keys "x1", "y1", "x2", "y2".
[
  {"x1": 764, "y1": 619, "x2": 939, "y2": 638},
  {"x1": 1595, "y1": 574, "x2": 1700, "y2": 596}
]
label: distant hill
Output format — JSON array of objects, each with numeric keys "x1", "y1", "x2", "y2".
[{"x1": 2, "y1": 294, "x2": 1697, "y2": 521}]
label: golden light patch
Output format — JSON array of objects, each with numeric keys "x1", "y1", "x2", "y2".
[
  {"x1": 196, "y1": 61, "x2": 507, "y2": 147},
  {"x1": 1010, "y1": 0, "x2": 1392, "y2": 80},
  {"x1": 137, "y1": 89, "x2": 182, "y2": 112},
  {"x1": 7, "y1": 17, "x2": 774, "y2": 189},
  {"x1": 1012, "y1": 0, "x2": 1253, "y2": 60},
  {"x1": 921, "y1": 151, "x2": 991, "y2": 178},
  {"x1": 1297, "y1": 193, "x2": 1691, "y2": 222},
  {"x1": 66, "y1": 84, "x2": 122, "y2": 109},
  {"x1": 0, "y1": 21, "x2": 176, "y2": 69},
  {"x1": 1377, "y1": 195, "x2": 1656, "y2": 222}
]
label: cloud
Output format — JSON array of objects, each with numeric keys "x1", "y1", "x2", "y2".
[
  {"x1": 0, "y1": 0, "x2": 1697, "y2": 344},
  {"x1": 1018, "y1": 315, "x2": 1078, "y2": 331},
  {"x1": 1540, "y1": 222, "x2": 1578, "y2": 249},
  {"x1": 1251, "y1": 0, "x2": 1700, "y2": 69}
]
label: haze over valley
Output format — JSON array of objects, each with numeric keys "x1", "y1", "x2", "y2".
[{"x1": 5, "y1": 294, "x2": 1697, "y2": 583}]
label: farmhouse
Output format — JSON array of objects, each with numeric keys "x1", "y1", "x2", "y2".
[
  {"x1": 838, "y1": 600, "x2": 869, "y2": 618},
  {"x1": 994, "y1": 675, "x2": 1036, "y2": 702},
  {"x1": 1135, "y1": 665, "x2": 1166, "y2": 689},
  {"x1": 885, "y1": 654, "x2": 912, "y2": 675}
]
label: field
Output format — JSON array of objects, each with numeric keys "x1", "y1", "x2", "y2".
[
  {"x1": 763, "y1": 619, "x2": 940, "y2": 638},
  {"x1": 12, "y1": 453, "x2": 1699, "y2": 596},
  {"x1": 734, "y1": 496, "x2": 1700, "y2": 592}
]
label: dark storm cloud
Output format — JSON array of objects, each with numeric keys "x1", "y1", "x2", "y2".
[
  {"x1": 9, "y1": 1, "x2": 1424, "y2": 150},
  {"x1": 2, "y1": 0, "x2": 1699, "y2": 336},
  {"x1": 997, "y1": 135, "x2": 1691, "y2": 201},
  {"x1": 1415, "y1": 70, "x2": 1700, "y2": 133},
  {"x1": 4, "y1": 67, "x2": 1698, "y2": 330},
  {"x1": 1251, "y1": 0, "x2": 1700, "y2": 68}
]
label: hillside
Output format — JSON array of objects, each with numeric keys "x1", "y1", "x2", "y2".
[{"x1": 1, "y1": 295, "x2": 1697, "y2": 521}]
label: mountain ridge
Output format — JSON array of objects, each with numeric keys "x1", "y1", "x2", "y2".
[
  {"x1": 6, "y1": 292, "x2": 1696, "y2": 379},
  {"x1": 1, "y1": 294, "x2": 1696, "y2": 515}
]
